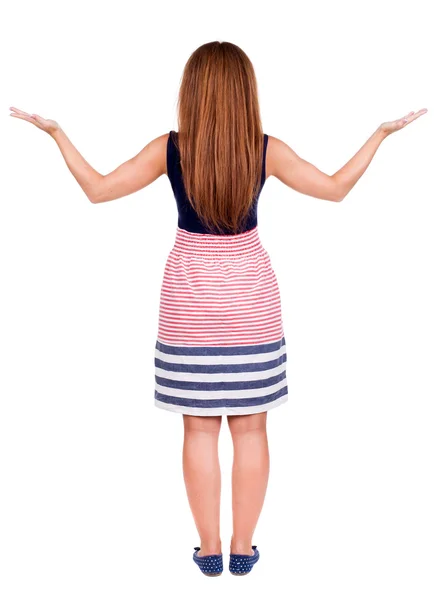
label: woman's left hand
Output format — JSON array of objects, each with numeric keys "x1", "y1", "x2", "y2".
[{"x1": 9, "y1": 106, "x2": 60, "y2": 136}]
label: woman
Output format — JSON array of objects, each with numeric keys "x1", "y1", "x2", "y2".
[{"x1": 10, "y1": 41, "x2": 427, "y2": 577}]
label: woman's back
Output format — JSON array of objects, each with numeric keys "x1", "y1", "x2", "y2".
[{"x1": 166, "y1": 131, "x2": 269, "y2": 235}]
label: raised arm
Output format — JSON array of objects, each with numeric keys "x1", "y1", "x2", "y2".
[
  {"x1": 51, "y1": 129, "x2": 168, "y2": 204},
  {"x1": 267, "y1": 109, "x2": 428, "y2": 202},
  {"x1": 9, "y1": 106, "x2": 168, "y2": 204}
]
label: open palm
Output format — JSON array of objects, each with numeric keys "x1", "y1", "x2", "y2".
[
  {"x1": 380, "y1": 108, "x2": 428, "y2": 135},
  {"x1": 9, "y1": 106, "x2": 60, "y2": 136}
]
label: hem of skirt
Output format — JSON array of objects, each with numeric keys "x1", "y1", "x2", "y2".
[{"x1": 154, "y1": 393, "x2": 288, "y2": 416}]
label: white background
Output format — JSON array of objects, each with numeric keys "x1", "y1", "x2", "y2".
[{"x1": 1, "y1": 0, "x2": 439, "y2": 598}]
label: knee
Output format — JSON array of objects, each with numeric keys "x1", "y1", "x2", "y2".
[
  {"x1": 183, "y1": 414, "x2": 222, "y2": 435},
  {"x1": 227, "y1": 412, "x2": 267, "y2": 436}
]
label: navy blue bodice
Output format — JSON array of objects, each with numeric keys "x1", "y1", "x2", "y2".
[{"x1": 166, "y1": 131, "x2": 269, "y2": 234}]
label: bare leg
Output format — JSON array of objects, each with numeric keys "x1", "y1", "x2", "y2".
[
  {"x1": 182, "y1": 414, "x2": 223, "y2": 556},
  {"x1": 227, "y1": 412, "x2": 270, "y2": 555}
]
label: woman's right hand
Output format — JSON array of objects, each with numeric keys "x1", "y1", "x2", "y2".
[{"x1": 379, "y1": 108, "x2": 428, "y2": 137}]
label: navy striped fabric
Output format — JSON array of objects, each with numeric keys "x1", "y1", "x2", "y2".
[{"x1": 154, "y1": 336, "x2": 288, "y2": 415}]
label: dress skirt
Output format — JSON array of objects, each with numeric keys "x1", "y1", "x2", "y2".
[{"x1": 154, "y1": 225, "x2": 288, "y2": 416}]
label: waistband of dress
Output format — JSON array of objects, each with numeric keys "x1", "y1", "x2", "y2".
[{"x1": 171, "y1": 225, "x2": 266, "y2": 257}]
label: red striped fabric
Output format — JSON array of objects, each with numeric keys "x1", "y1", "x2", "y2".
[{"x1": 157, "y1": 225, "x2": 285, "y2": 347}]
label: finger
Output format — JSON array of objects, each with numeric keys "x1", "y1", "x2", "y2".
[
  {"x1": 407, "y1": 108, "x2": 427, "y2": 119},
  {"x1": 10, "y1": 113, "x2": 39, "y2": 125},
  {"x1": 405, "y1": 109, "x2": 428, "y2": 124},
  {"x1": 399, "y1": 111, "x2": 416, "y2": 126},
  {"x1": 413, "y1": 108, "x2": 428, "y2": 118},
  {"x1": 10, "y1": 108, "x2": 41, "y2": 123},
  {"x1": 10, "y1": 113, "x2": 30, "y2": 121},
  {"x1": 400, "y1": 112, "x2": 413, "y2": 123},
  {"x1": 9, "y1": 107, "x2": 33, "y2": 117}
]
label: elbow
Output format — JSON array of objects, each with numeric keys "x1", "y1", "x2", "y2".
[
  {"x1": 88, "y1": 191, "x2": 101, "y2": 204},
  {"x1": 330, "y1": 176, "x2": 346, "y2": 202},
  {"x1": 328, "y1": 190, "x2": 344, "y2": 202},
  {"x1": 85, "y1": 188, "x2": 98, "y2": 203},
  {"x1": 88, "y1": 177, "x2": 106, "y2": 204}
]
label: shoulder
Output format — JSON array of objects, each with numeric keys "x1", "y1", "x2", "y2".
[
  {"x1": 139, "y1": 132, "x2": 173, "y2": 177},
  {"x1": 265, "y1": 134, "x2": 301, "y2": 178},
  {"x1": 141, "y1": 131, "x2": 170, "y2": 159},
  {"x1": 146, "y1": 131, "x2": 170, "y2": 148}
]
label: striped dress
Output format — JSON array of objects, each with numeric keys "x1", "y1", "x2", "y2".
[{"x1": 154, "y1": 131, "x2": 288, "y2": 416}]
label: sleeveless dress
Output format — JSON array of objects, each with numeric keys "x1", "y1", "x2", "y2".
[{"x1": 154, "y1": 130, "x2": 288, "y2": 416}]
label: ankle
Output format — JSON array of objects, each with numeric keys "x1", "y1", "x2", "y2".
[
  {"x1": 199, "y1": 540, "x2": 222, "y2": 556},
  {"x1": 230, "y1": 537, "x2": 253, "y2": 555}
]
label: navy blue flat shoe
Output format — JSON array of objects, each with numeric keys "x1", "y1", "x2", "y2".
[
  {"x1": 193, "y1": 547, "x2": 223, "y2": 577},
  {"x1": 229, "y1": 545, "x2": 260, "y2": 575}
]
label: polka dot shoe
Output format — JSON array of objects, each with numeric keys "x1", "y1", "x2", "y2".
[
  {"x1": 229, "y1": 545, "x2": 260, "y2": 575},
  {"x1": 193, "y1": 547, "x2": 223, "y2": 577}
]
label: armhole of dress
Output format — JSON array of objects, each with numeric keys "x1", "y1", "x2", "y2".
[
  {"x1": 261, "y1": 133, "x2": 269, "y2": 188},
  {"x1": 166, "y1": 130, "x2": 173, "y2": 179}
]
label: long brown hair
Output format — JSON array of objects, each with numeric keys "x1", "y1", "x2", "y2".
[{"x1": 174, "y1": 41, "x2": 265, "y2": 235}]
